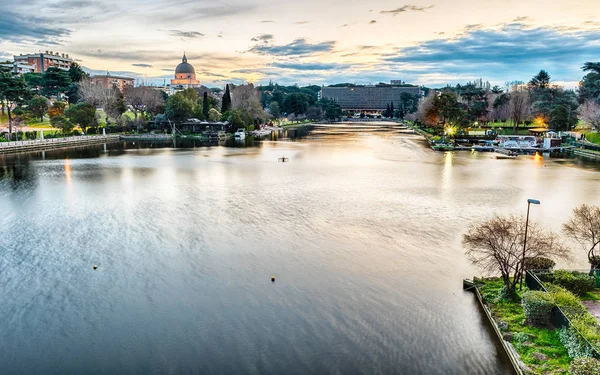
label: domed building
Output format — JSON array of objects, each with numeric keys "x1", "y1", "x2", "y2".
[{"x1": 170, "y1": 53, "x2": 200, "y2": 90}]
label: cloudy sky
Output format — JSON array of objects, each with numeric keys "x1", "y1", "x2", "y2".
[{"x1": 1, "y1": 0, "x2": 599, "y2": 88}]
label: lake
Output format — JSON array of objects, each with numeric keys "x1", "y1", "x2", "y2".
[{"x1": 0, "y1": 123, "x2": 597, "y2": 374}]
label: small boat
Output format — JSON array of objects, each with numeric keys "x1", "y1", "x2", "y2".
[
  {"x1": 234, "y1": 129, "x2": 246, "y2": 140},
  {"x1": 494, "y1": 153, "x2": 517, "y2": 159},
  {"x1": 432, "y1": 143, "x2": 455, "y2": 151}
]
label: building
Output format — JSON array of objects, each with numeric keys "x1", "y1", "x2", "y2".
[
  {"x1": 0, "y1": 61, "x2": 35, "y2": 75},
  {"x1": 14, "y1": 51, "x2": 73, "y2": 73},
  {"x1": 321, "y1": 84, "x2": 422, "y2": 112},
  {"x1": 91, "y1": 73, "x2": 135, "y2": 92},
  {"x1": 170, "y1": 53, "x2": 200, "y2": 93}
]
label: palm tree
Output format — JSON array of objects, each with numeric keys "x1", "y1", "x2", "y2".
[{"x1": 582, "y1": 62, "x2": 600, "y2": 75}]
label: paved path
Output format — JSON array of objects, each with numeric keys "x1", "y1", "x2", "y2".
[{"x1": 583, "y1": 300, "x2": 600, "y2": 323}]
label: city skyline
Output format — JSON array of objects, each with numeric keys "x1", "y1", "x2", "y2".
[{"x1": 2, "y1": 0, "x2": 600, "y2": 88}]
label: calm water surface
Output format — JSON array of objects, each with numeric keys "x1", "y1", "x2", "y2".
[{"x1": 1, "y1": 124, "x2": 598, "y2": 374}]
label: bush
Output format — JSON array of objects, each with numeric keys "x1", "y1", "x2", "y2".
[
  {"x1": 513, "y1": 332, "x2": 530, "y2": 343},
  {"x1": 522, "y1": 290, "x2": 554, "y2": 326},
  {"x1": 569, "y1": 357, "x2": 600, "y2": 375},
  {"x1": 559, "y1": 327, "x2": 594, "y2": 360},
  {"x1": 553, "y1": 270, "x2": 595, "y2": 296},
  {"x1": 547, "y1": 285, "x2": 589, "y2": 317},
  {"x1": 524, "y1": 257, "x2": 556, "y2": 271}
]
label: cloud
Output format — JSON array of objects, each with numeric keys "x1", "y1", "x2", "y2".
[
  {"x1": 270, "y1": 62, "x2": 351, "y2": 71},
  {"x1": 158, "y1": 4, "x2": 258, "y2": 23},
  {"x1": 251, "y1": 34, "x2": 274, "y2": 43},
  {"x1": 0, "y1": 11, "x2": 71, "y2": 43},
  {"x1": 260, "y1": 20, "x2": 274, "y2": 23},
  {"x1": 169, "y1": 30, "x2": 204, "y2": 38},
  {"x1": 249, "y1": 38, "x2": 336, "y2": 56},
  {"x1": 340, "y1": 24, "x2": 349, "y2": 27},
  {"x1": 369, "y1": 20, "x2": 377, "y2": 24},
  {"x1": 384, "y1": 23, "x2": 600, "y2": 83},
  {"x1": 132, "y1": 63, "x2": 153, "y2": 68},
  {"x1": 294, "y1": 21, "x2": 310, "y2": 24},
  {"x1": 380, "y1": 5, "x2": 434, "y2": 15}
]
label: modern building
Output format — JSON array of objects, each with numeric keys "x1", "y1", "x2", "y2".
[
  {"x1": 14, "y1": 51, "x2": 73, "y2": 73},
  {"x1": 91, "y1": 73, "x2": 135, "y2": 92},
  {"x1": 0, "y1": 61, "x2": 35, "y2": 75},
  {"x1": 170, "y1": 53, "x2": 200, "y2": 93},
  {"x1": 321, "y1": 83, "x2": 422, "y2": 112}
]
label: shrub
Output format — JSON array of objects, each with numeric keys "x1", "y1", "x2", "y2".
[
  {"x1": 559, "y1": 327, "x2": 594, "y2": 360},
  {"x1": 569, "y1": 357, "x2": 600, "y2": 375},
  {"x1": 513, "y1": 332, "x2": 529, "y2": 343},
  {"x1": 553, "y1": 270, "x2": 595, "y2": 296},
  {"x1": 522, "y1": 290, "x2": 554, "y2": 326},
  {"x1": 547, "y1": 285, "x2": 589, "y2": 317},
  {"x1": 524, "y1": 257, "x2": 556, "y2": 271}
]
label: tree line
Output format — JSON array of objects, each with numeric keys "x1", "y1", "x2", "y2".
[{"x1": 413, "y1": 62, "x2": 600, "y2": 133}]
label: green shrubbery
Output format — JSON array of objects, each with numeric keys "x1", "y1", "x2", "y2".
[
  {"x1": 524, "y1": 257, "x2": 556, "y2": 271},
  {"x1": 559, "y1": 327, "x2": 594, "y2": 360},
  {"x1": 569, "y1": 357, "x2": 600, "y2": 375},
  {"x1": 553, "y1": 270, "x2": 595, "y2": 296},
  {"x1": 522, "y1": 290, "x2": 555, "y2": 326}
]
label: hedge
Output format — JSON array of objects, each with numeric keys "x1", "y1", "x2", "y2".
[
  {"x1": 569, "y1": 357, "x2": 600, "y2": 375},
  {"x1": 552, "y1": 270, "x2": 595, "y2": 296},
  {"x1": 522, "y1": 290, "x2": 554, "y2": 326}
]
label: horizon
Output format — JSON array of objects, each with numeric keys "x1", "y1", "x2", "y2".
[{"x1": 2, "y1": 0, "x2": 599, "y2": 89}]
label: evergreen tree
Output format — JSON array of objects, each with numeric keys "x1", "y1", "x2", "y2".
[
  {"x1": 0, "y1": 72, "x2": 29, "y2": 136},
  {"x1": 385, "y1": 103, "x2": 390, "y2": 117},
  {"x1": 203, "y1": 91, "x2": 209, "y2": 119},
  {"x1": 390, "y1": 101, "x2": 395, "y2": 118},
  {"x1": 221, "y1": 84, "x2": 232, "y2": 113}
]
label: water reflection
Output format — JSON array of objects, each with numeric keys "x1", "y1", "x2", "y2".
[{"x1": 1, "y1": 124, "x2": 600, "y2": 374}]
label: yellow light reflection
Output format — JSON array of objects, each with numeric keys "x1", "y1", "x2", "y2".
[
  {"x1": 442, "y1": 151, "x2": 454, "y2": 189},
  {"x1": 64, "y1": 158, "x2": 72, "y2": 185},
  {"x1": 534, "y1": 152, "x2": 543, "y2": 165}
]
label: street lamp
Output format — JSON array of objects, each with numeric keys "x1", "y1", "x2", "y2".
[{"x1": 521, "y1": 198, "x2": 541, "y2": 289}]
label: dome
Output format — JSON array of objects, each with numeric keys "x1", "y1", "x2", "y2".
[{"x1": 175, "y1": 53, "x2": 195, "y2": 74}]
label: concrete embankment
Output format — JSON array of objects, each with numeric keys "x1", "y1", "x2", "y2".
[
  {"x1": 573, "y1": 148, "x2": 600, "y2": 161},
  {"x1": 0, "y1": 135, "x2": 120, "y2": 154}
]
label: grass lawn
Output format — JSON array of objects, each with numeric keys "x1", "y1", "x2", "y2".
[
  {"x1": 584, "y1": 131, "x2": 600, "y2": 145},
  {"x1": 479, "y1": 279, "x2": 570, "y2": 374}
]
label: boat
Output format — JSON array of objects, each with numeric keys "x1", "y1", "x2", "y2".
[
  {"x1": 496, "y1": 135, "x2": 538, "y2": 149},
  {"x1": 432, "y1": 143, "x2": 455, "y2": 151},
  {"x1": 494, "y1": 153, "x2": 517, "y2": 159},
  {"x1": 234, "y1": 129, "x2": 246, "y2": 140}
]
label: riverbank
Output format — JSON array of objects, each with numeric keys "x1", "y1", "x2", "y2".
[{"x1": 0, "y1": 135, "x2": 120, "y2": 154}]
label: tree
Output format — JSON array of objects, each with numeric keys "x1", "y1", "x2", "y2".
[
  {"x1": 48, "y1": 101, "x2": 66, "y2": 119},
  {"x1": 0, "y1": 71, "x2": 29, "y2": 137},
  {"x1": 319, "y1": 99, "x2": 342, "y2": 121},
  {"x1": 583, "y1": 62, "x2": 600, "y2": 75},
  {"x1": 202, "y1": 91, "x2": 210, "y2": 119},
  {"x1": 509, "y1": 91, "x2": 530, "y2": 132},
  {"x1": 50, "y1": 115, "x2": 73, "y2": 134},
  {"x1": 491, "y1": 85, "x2": 504, "y2": 94},
  {"x1": 208, "y1": 108, "x2": 221, "y2": 122},
  {"x1": 282, "y1": 92, "x2": 311, "y2": 115},
  {"x1": 580, "y1": 100, "x2": 600, "y2": 131},
  {"x1": 397, "y1": 93, "x2": 419, "y2": 119},
  {"x1": 385, "y1": 103, "x2": 391, "y2": 118},
  {"x1": 305, "y1": 106, "x2": 323, "y2": 120},
  {"x1": 65, "y1": 102, "x2": 96, "y2": 131},
  {"x1": 124, "y1": 86, "x2": 164, "y2": 121},
  {"x1": 549, "y1": 105, "x2": 570, "y2": 131},
  {"x1": 28, "y1": 95, "x2": 49, "y2": 122},
  {"x1": 165, "y1": 93, "x2": 194, "y2": 122},
  {"x1": 563, "y1": 204, "x2": 600, "y2": 272},
  {"x1": 78, "y1": 79, "x2": 118, "y2": 127},
  {"x1": 463, "y1": 215, "x2": 569, "y2": 299},
  {"x1": 529, "y1": 70, "x2": 551, "y2": 89},
  {"x1": 23, "y1": 72, "x2": 42, "y2": 90},
  {"x1": 68, "y1": 62, "x2": 87, "y2": 83},
  {"x1": 227, "y1": 109, "x2": 245, "y2": 128},
  {"x1": 41, "y1": 67, "x2": 71, "y2": 97},
  {"x1": 106, "y1": 89, "x2": 127, "y2": 127},
  {"x1": 231, "y1": 83, "x2": 266, "y2": 124},
  {"x1": 221, "y1": 84, "x2": 232, "y2": 113},
  {"x1": 268, "y1": 101, "x2": 281, "y2": 118}
]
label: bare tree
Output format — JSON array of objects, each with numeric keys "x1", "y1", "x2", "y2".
[
  {"x1": 416, "y1": 91, "x2": 437, "y2": 126},
  {"x1": 124, "y1": 86, "x2": 164, "y2": 121},
  {"x1": 78, "y1": 79, "x2": 118, "y2": 127},
  {"x1": 579, "y1": 100, "x2": 600, "y2": 131},
  {"x1": 231, "y1": 83, "x2": 265, "y2": 124},
  {"x1": 563, "y1": 204, "x2": 600, "y2": 272},
  {"x1": 463, "y1": 215, "x2": 570, "y2": 299},
  {"x1": 509, "y1": 91, "x2": 530, "y2": 132}
]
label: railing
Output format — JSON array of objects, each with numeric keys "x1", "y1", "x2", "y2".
[{"x1": 0, "y1": 135, "x2": 118, "y2": 148}]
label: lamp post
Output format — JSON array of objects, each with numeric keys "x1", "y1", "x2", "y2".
[{"x1": 521, "y1": 198, "x2": 541, "y2": 289}]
